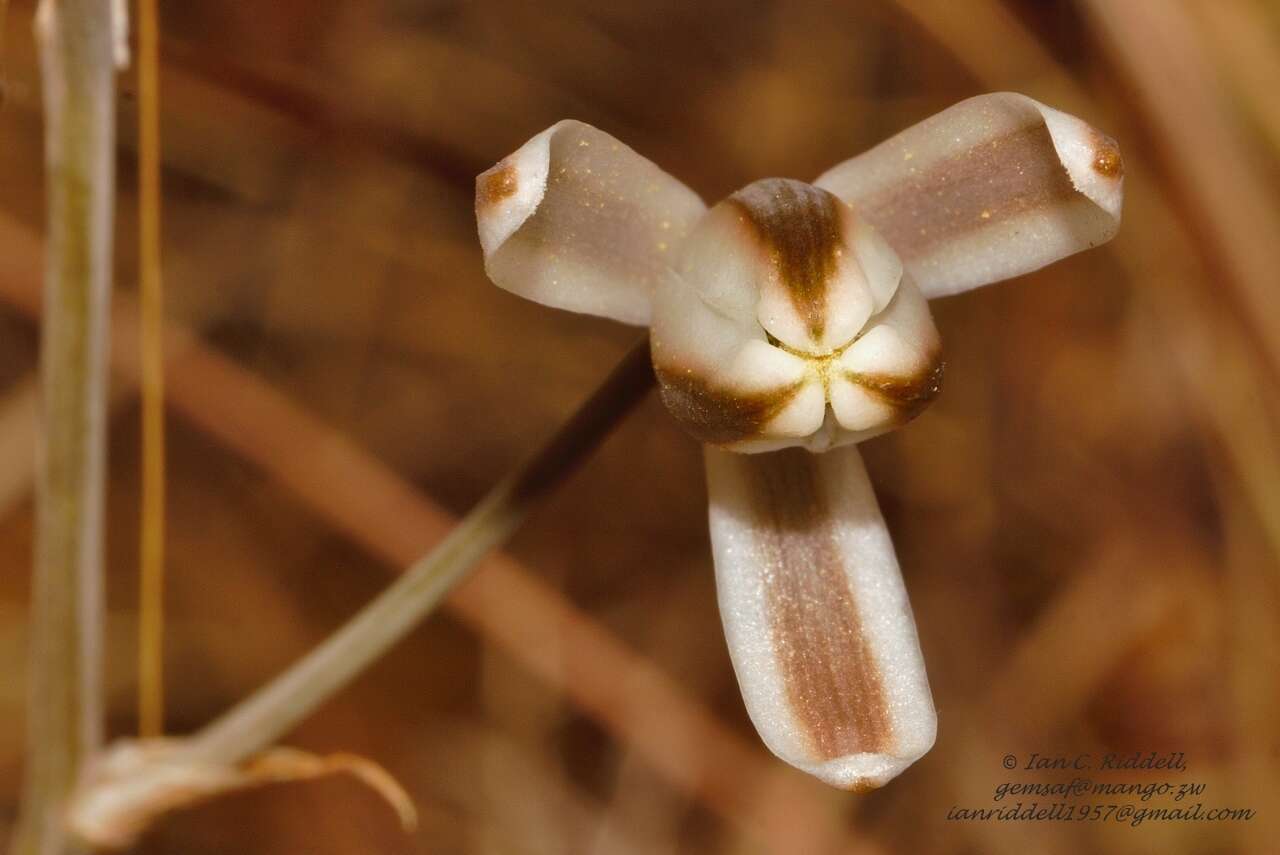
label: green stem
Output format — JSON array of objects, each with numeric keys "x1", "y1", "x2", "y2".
[
  {"x1": 10, "y1": 2, "x2": 117, "y2": 855},
  {"x1": 185, "y1": 339, "x2": 654, "y2": 765}
]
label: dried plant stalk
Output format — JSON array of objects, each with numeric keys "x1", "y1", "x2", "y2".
[
  {"x1": 9, "y1": 1, "x2": 117, "y2": 854},
  {"x1": 136, "y1": 0, "x2": 166, "y2": 740}
]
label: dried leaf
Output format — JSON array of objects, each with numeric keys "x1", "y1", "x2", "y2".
[{"x1": 67, "y1": 739, "x2": 417, "y2": 849}]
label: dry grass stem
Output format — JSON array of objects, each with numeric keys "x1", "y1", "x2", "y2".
[
  {"x1": 1079, "y1": 0, "x2": 1280, "y2": 381},
  {"x1": 135, "y1": 0, "x2": 167, "y2": 740},
  {"x1": 1192, "y1": 0, "x2": 1280, "y2": 157},
  {"x1": 9, "y1": 1, "x2": 117, "y2": 853}
]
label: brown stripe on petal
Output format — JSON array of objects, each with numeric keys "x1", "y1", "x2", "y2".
[
  {"x1": 846, "y1": 351, "x2": 944, "y2": 424},
  {"x1": 863, "y1": 121, "x2": 1079, "y2": 261},
  {"x1": 746, "y1": 449, "x2": 893, "y2": 760},
  {"x1": 476, "y1": 160, "x2": 518, "y2": 209},
  {"x1": 730, "y1": 179, "x2": 846, "y2": 340},
  {"x1": 654, "y1": 364, "x2": 801, "y2": 446}
]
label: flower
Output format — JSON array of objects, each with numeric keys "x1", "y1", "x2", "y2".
[{"x1": 475, "y1": 93, "x2": 1123, "y2": 790}]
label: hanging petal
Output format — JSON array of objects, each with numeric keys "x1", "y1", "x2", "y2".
[
  {"x1": 476, "y1": 120, "x2": 706, "y2": 325},
  {"x1": 705, "y1": 445, "x2": 935, "y2": 789},
  {"x1": 815, "y1": 93, "x2": 1123, "y2": 299}
]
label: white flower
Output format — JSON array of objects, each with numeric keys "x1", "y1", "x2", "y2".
[{"x1": 475, "y1": 93, "x2": 1123, "y2": 790}]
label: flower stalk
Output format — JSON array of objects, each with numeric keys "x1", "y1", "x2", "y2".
[
  {"x1": 10, "y1": 1, "x2": 118, "y2": 854},
  {"x1": 182, "y1": 339, "x2": 653, "y2": 766}
]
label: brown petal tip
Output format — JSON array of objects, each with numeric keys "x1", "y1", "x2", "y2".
[
  {"x1": 654, "y1": 363, "x2": 803, "y2": 446},
  {"x1": 476, "y1": 160, "x2": 519, "y2": 209},
  {"x1": 1091, "y1": 132, "x2": 1123, "y2": 178},
  {"x1": 846, "y1": 351, "x2": 945, "y2": 425}
]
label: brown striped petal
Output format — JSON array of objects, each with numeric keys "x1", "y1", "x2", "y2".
[
  {"x1": 830, "y1": 276, "x2": 943, "y2": 435},
  {"x1": 476, "y1": 121, "x2": 706, "y2": 325},
  {"x1": 706, "y1": 445, "x2": 936, "y2": 789},
  {"x1": 671, "y1": 178, "x2": 902, "y2": 356},
  {"x1": 650, "y1": 244, "x2": 825, "y2": 452},
  {"x1": 815, "y1": 93, "x2": 1123, "y2": 299}
]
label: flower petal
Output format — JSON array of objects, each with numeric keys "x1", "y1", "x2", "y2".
[
  {"x1": 476, "y1": 120, "x2": 706, "y2": 325},
  {"x1": 705, "y1": 445, "x2": 936, "y2": 789},
  {"x1": 814, "y1": 93, "x2": 1123, "y2": 298},
  {"x1": 830, "y1": 275, "x2": 943, "y2": 436},
  {"x1": 650, "y1": 260, "x2": 822, "y2": 451}
]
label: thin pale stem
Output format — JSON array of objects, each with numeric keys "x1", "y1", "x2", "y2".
[
  {"x1": 0, "y1": 233, "x2": 845, "y2": 846},
  {"x1": 9, "y1": 1, "x2": 117, "y2": 854},
  {"x1": 184, "y1": 339, "x2": 655, "y2": 766},
  {"x1": 136, "y1": 0, "x2": 166, "y2": 739}
]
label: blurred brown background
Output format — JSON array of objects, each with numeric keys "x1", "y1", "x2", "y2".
[{"x1": 2, "y1": 0, "x2": 1279, "y2": 852}]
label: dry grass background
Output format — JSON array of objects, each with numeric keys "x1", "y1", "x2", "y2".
[{"x1": 1, "y1": 0, "x2": 1279, "y2": 852}]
